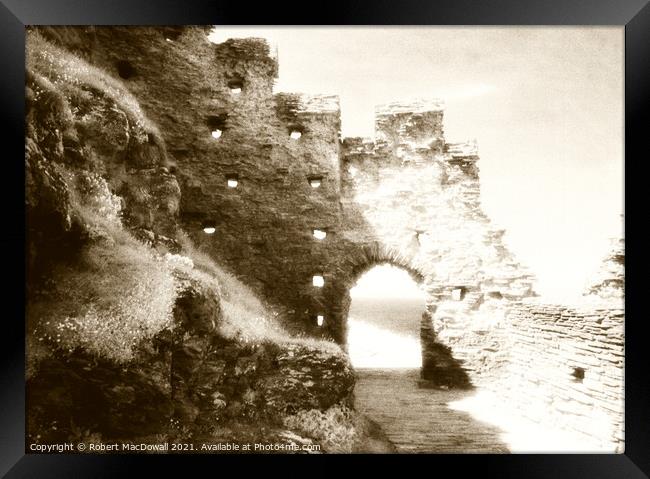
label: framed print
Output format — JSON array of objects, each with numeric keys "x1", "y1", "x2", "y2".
[{"x1": 1, "y1": 0, "x2": 648, "y2": 476}]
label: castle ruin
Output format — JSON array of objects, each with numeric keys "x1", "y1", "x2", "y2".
[{"x1": 33, "y1": 26, "x2": 624, "y2": 451}]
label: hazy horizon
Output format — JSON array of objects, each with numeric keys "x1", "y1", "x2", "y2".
[
  {"x1": 210, "y1": 27, "x2": 624, "y2": 300},
  {"x1": 348, "y1": 265, "x2": 425, "y2": 367}
]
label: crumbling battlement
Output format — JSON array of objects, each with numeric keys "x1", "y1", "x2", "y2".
[
  {"x1": 374, "y1": 99, "x2": 445, "y2": 151},
  {"x1": 340, "y1": 104, "x2": 534, "y2": 303}
]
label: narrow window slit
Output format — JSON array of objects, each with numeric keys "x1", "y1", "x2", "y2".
[
  {"x1": 227, "y1": 78, "x2": 243, "y2": 94},
  {"x1": 313, "y1": 229, "x2": 327, "y2": 240},
  {"x1": 202, "y1": 221, "x2": 216, "y2": 234},
  {"x1": 572, "y1": 367, "x2": 585, "y2": 383},
  {"x1": 308, "y1": 175, "x2": 323, "y2": 188},
  {"x1": 289, "y1": 126, "x2": 304, "y2": 140},
  {"x1": 226, "y1": 174, "x2": 239, "y2": 188},
  {"x1": 207, "y1": 114, "x2": 228, "y2": 140},
  {"x1": 313, "y1": 275, "x2": 324, "y2": 287},
  {"x1": 451, "y1": 287, "x2": 466, "y2": 301}
]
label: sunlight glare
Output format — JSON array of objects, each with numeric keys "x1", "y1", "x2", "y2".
[
  {"x1": 348, "y1": 265, "x2": 426, "y2": 368},
  {"x1": 448, "y1": 390, "x2": 611, "y2": 452},
  {"x1": 350, "y1": 264, "x2": 425, "y2": 299},
  {"x1": 348, "y1": 318, "x2": 421, "y2": 368}
]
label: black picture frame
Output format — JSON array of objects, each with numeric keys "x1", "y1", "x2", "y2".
[{"x1": 2, "y1": 0, "x2": 647, "y2": 476}]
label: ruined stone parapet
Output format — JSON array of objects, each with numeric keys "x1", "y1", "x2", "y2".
[
  {"x1": 446, "y1": 140, "x2": 479, "y2": 159},
  {"x1": 375, "y1": 98, "x2": 445, "y2": 152},
  {"x1": 375, "y1": 98, "x2": 445, "y2": 116},
  {"x1": 212, "y1": 37, "x2": 279, "y2": 83},
  {"x1": 274, "y1": 93, "x2": 340, "y2": 114},
  {"x1": 340, "y1": 100, "x2": 534, "y2": 304}
]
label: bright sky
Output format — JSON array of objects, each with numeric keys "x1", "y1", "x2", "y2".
[
  {"x1": 350, "y1": 264, "x2": 425, "y2": 299},
  {"x1": 209, "y1": 27, "x2": 624, "y2": 300}
]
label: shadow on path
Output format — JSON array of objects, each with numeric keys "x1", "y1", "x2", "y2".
[{"x1": 354, "y1": 368, "x2": 509, "y2": 453}]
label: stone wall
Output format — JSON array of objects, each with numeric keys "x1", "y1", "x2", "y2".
[
  {"x1": 340, "y1": 101, "x2": 536, "y2": 300},
  {"x1": 495, "y1": 299, "x2": 624, "y2": 451}
]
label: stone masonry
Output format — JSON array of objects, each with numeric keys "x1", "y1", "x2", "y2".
[
  {"x1": 498, "y1": 299, "x2": 624, "y2": 451},
  {"x1": 35, "y1": 26, "x2": 624, "y2": 447}
]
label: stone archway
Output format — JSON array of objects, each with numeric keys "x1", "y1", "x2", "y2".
[
  {"x1": 346, "y1": 263, "x2": 427, "y2": 369},
  {"x1": 336, "y1": 242, "x2": 471, "y2": 388},
  {"x1": 333, "y1": 242, "x2": 426, "y2": 342}
]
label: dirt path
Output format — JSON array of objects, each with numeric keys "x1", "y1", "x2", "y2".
[{"x1": 354, "y1": 368, "x2": 509, "y2": 453}]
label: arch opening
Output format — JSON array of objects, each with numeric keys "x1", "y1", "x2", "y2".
[{"x1": 347, "y1": 263, "x2": 427, "y2": 369}]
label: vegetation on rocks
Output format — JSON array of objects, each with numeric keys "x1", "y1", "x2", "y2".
[{"x1": 282, "y1": 404, "x2": 359, "y2": 453}]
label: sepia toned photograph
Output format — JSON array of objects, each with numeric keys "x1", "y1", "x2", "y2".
[{"x1": 25, "y1": 25, "x2": 624, "y2": 454}]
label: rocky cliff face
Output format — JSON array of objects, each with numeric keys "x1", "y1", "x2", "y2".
[{"x1": 25, "y1": 29, "x2": 364, "y2": 452}]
